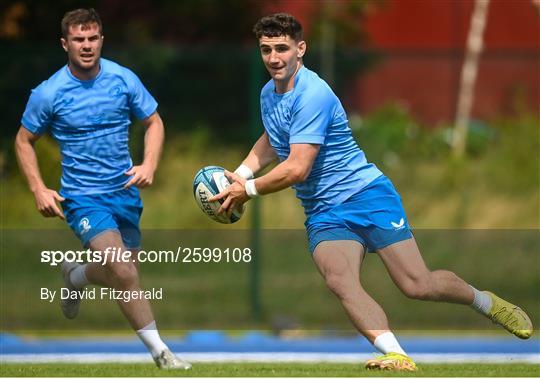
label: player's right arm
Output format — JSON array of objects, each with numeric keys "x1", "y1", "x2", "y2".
[
  {"x1": 15, "y1": 127, "x2": 65, "y2": 220},
  {"x1": 235, "y1": 131, "x2": 278, "y2": 178}
]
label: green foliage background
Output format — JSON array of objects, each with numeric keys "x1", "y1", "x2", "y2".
[
  {"x1": 1, "y1": 104, "x2": 538, "y2": 333},
  {"x1": 0, "y1": 0, "x2": 538, "y2": 335}
]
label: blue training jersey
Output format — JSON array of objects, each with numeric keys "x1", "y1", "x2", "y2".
[
  {"x1": 21, "y1": 58, "x2": 157, "y2": 197},
  {"x1": 260, "y1": 66, "x2": 382, "y2": 217}
]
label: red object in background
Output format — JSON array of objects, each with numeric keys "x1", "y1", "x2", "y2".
[
  {"x1": 364, "y1": 0, "x2": 539, "y2": 50},
  {"x1": 263, "y1": 0, "x2": 540, "y2": 124},
  {"x1": 357, "y1": 0, "x2": 540, "y2": 124}
]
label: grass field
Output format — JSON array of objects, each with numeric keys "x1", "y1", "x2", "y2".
[{"x1": 2, "y1": 363, "x2": 540, "y2": 377}]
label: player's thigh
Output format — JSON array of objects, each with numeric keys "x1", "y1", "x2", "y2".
[
  {"x1": 132, "y1": 249, "x2": 141, "y2": 269},
  {"x1": 110, "y1": 187, "x2": 143, "y2": 249},
  {"x1": 377, "y1": 237, "x2": 431, "y2": 286},
  {"x1": 87, "y1": 230, "x2": 125, "y2": 251},
  {"x1": 88, "y1": 231, "x2": 139, "y2": 281},
  {"x1": 313, "y1": 240, "x2": 365, "y2": 283},
  {"x1": 87, "y1": 230, "x2": 131, "y2": 268}
]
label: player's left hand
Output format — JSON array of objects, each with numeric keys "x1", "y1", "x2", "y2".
[
  {"x1": 209, "y1": 170, "x2": 250, "y2": 218},
  {"x1": 124, "y1": 164, "x2": 155, "y2": 189}
]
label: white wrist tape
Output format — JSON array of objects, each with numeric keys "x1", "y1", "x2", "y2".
[
  {"x1": 234, "y1": 164, "x2": 254, "y2": 180},
  {"x1": 245, "y1": 179, "x2": 259, "y2": 198}
]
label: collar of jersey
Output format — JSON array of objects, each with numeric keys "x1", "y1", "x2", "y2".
[{"x1": 65, "y1": 59, "x2": 104, "y2": 83}]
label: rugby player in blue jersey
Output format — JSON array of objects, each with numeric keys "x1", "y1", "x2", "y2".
[
  {"x1": 15, "y1": 8, "x2": 190, "y2": 370},
  {"x1": 211, "y1": 13, "x2": 533, "y2": 371}
]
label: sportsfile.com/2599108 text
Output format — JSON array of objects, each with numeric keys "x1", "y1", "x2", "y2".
[{"x1": 40, "y1": 247, "x2": 252, "y2": 266}]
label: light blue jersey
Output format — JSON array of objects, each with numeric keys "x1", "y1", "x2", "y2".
[
  {"x1": 21, "y1": 58, "x2": 157, "y2": 197},
  {"x1": 260, "y1": 66, "x2": 382, "y2": 217}
]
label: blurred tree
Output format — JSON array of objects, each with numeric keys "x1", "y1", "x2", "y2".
[
  {"x1": 0, "y1": 0, "x2": 264, "y2": 44},
  {"x1": 310, "y1": 0, "x2": 384, "y2": 85},
  {"x1": 309, "y1": 0, "x2": 383, "y2": 47},
  {"x1": 0, "y1": 1, "x2": 27, "y2": 39}
]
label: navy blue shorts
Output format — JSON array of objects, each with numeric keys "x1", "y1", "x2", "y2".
[
  {"x1": 305, "y1": 175, "x2": 413, "y2": 253},
  {"x1": 62, "y1": 187, "x2": 143, "y2": 248}
]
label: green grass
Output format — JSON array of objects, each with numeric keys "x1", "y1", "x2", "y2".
[{"x1": 2, "y1": 363, "x2": 539, "y2": 377}]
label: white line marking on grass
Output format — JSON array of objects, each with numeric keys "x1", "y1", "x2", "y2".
[{"x1": 2, "y1": 353, "x2": 539, "y2": 364}]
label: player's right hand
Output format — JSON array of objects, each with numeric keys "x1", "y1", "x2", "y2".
[
  {"x1": 209, "y1": 170, "x2": 250, "y2": 219},
  {"x1": 33, "y1": 187, "x2": 65, "y2": 220}
]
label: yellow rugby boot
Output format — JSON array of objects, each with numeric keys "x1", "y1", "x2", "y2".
[
  {"x1": 485, "y1": 291, "x2": 533, "y2": 339},
  {"x1": 365, "y1": 352, "x2": 418, "y2": 371}
]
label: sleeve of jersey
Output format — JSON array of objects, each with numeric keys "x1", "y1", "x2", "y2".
[
  {"x1": 125, "y1": 69, "x2": 158, "y2": 120},
  {"x1": 289, "y1": 86, "x2": 335, "y2": 145},
  {"x1": 20, "y1": 86, "x2": 52, "y2": 135}
]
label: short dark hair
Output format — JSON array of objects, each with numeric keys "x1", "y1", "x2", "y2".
[
  {"x1": 61, "y1": 8, "x2": 102, "y2": 38},
  {"x1": 253, "y1": 13, "x2": 303, "y2": 42}
]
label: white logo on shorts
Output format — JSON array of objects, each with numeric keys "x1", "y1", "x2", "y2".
[
  {"x1": 79, "y1": 217, "x2": 91, "y2": 235},
  {"x1": 391, "y1": 218, "x2": 405, "y2": 230}
]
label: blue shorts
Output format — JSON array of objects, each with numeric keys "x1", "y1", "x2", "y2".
[
  {"x1": 305, "y1": 175, "x2": 413, "y2": 253},
  {"x1": 62, "y1": 187, "x2": 143, "y2": 248}
]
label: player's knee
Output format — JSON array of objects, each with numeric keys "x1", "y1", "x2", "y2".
[
  {"x1": 107, "y1": 262, "x2": 139, "y2": 289},
  {"x1": 324, "y1": 273, "x2": 352, "y2": 300},
  {"x1": 399, "y1": 273, "x2": 434, "y2": 300}
]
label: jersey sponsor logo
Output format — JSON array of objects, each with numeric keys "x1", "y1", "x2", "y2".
[
  {"x1": 79, "y1": 217, "x2": 92, "y2": 235},
  {"x1": 391, "y1": 218, "x2": 405, "y2": 230}
]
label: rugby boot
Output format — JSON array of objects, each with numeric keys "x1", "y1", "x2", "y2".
[
  {"x1": 485, "y1": 291, "x2": 533, "y2": 339},
  {"x1": 365, "y1": 352, "x2": 418, "y2": 371}
]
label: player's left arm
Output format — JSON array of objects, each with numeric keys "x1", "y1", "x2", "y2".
[
  {"x1": 124, "y1": 111, "x2": 164, "y2": 189},
  {"x1": 211, "y1": 143, "x2": 319, "y2": 216}
]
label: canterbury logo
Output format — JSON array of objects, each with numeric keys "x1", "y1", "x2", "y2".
[{"x1": 391, "y1": 218, "x2": 405, "y2": 229}]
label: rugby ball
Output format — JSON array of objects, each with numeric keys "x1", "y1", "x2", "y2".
[{"x1": 193, "y1": 166, "x2": 243, "y2": 224}]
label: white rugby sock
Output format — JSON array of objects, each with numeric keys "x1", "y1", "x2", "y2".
[
  {"x1": 136, "y1": 321, "x2": 168, "y2": 358},
  {"x1": 373, "y1": 332, "x2": 407, "y2": 356},
  {"x1": 70, "y1": 264, "x2": 90, "y2": 289},
  {"x1": 470, "y1": 285, "x2": 492, "y2": 315}
]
